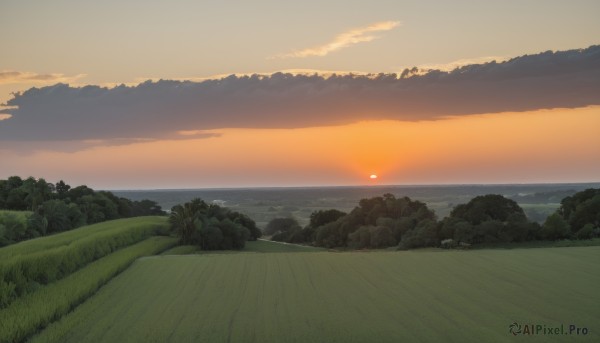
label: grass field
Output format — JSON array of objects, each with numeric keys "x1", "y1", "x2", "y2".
[
  {"x1": 161, "y1": 239, "x2": 325, "y2": 255},
  {"x1": 33, "y1": 246, "x2": 600, "y2": 342}
]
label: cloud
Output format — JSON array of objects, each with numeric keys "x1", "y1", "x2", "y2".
[
  {"x1": 416, "y1": 56, "x2": 508, "y2": 72},
  {"x1": 0, "y1": 71, "x2": 86, "y2": 85},
  {"x1": 1, "y1": 45, "x2": 599, "y2": 147},
  {"x1": 272, "y1": 21, "x2": 400, "y2": 59}
]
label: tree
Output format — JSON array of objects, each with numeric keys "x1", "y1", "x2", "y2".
[
  {"x1": 265, "y1": 217, "x2": 301, "y2": 236},
  {"x1": 448, "y1": 194, "x2": 535, "y2": 244},
  {"x1": 348, "y1": 226, "x2": 371, "y2": 249},
  {"x1": 557, "y1": 189, "x2": 600, "y2": 234},
  {"x1": 5, "y1": 188, "x2": 27, "y2": 210},
  {"x1": 169, "y1": 198, "x2": 254, "y2": 250},
  {"x1": 575, "y1": 223, "x2": 594, "y2": 240},
  {"x1": 309, "y1": 209, "x2": 346, "y2": 228},
  {"x1": 169, "y1": 200, "x2": 206, "y2": 245},
  {"x1": 227, "y1": 211, "x2": 261, "y2": 240},
  {"x1": 370, "y1": 226, "x2": 396, "y2": 248},
  {"x1": 0, "y1": 212, "x2": 28, "y2": 246},
  {"x1": 199, "y1": 223, "x2": 224, "y2": 250},
  {"x1": 399, "y1": 219, "x2": 440, "y2": 249},
  {"x1": 541, "y1": 213, "x2": 570, "y2": 240},
  {"x1": 313, "y1": 194, "x2": 436, "y2": 249},
  {"x1": 32, "y1": 200, "x2": 71, "y2": 234},
  {"x1": 452, "y1": 221, "x2": 475, "y2": 245},
  {"x1": 55, "y1": 180, "x2": 71, "y2": 198},
  {"x1": 450, "y1": 194, "x2": 526, "y2": 225}
]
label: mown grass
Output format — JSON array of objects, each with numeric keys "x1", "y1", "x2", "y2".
[
  {"x1": 160, "y1": 239, "x2": 325, "y2": 255},
  {"x1": 473, "y1": 237, "x2": 600, "y2": 250},
  {"x1": 0, "y1": 236, "x2": 177, "y2": 343},
  {"x1": 246, "y1": 239, "x2": 325, "y2": 253},
  {"x1": 33, "y1": 246, "x2": 600, "y2": 342},
  {"x1": 0, "y1": 216, "x2": 168, "y2": 307}
]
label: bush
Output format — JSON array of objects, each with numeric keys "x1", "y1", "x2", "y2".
[
  {"x1": 265, "y1": 217, "x2": 301, "y2": 236},
  {"x1": 0, "y1": 212, "x2": 30, "y2": 246},
  {"x1": 541, "y1": 213, "x2": 570, "y2": 240},
  {"x1": 575, "y1": 224, "x2": 594, "y2": 240},
  {"x1": 440, "y1": 239, "x2": 456, "y2": 249},
  {"x1": 370, "y1": 226, "x2": 396, "y2": 248},
  {"x1": 348, "y1": 226, "x2": 371, "y2": 249},
  {"x1": 271, "y1": 231, "x2": 292, "y2": 242}
]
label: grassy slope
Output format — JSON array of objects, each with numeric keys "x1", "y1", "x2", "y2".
[
  {"x1": 0, "y1": 236, "x2": 177, "y2": 343},
  {"x1": 0, "y1": 216, "x2": 167, "y2": 261},
  {"x1": 33, "y1": 246, "x2": 600, "y2": 343}
]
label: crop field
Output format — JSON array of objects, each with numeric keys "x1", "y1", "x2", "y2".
[
  {"x1": 0, "y1": 216, "x2": 167, "y2": 260},
  {"x1": 0, "y1": 236, "x2": 177, "y2": 342},
  {"x1": 0, "y1": 216, "x2": 170, "y2": 309},
  {"x1": 33, "y1": 246, "x2": 599, "y2": 342}
]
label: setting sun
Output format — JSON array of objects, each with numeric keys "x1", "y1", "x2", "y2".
[{"x1": 370, "y1": 174, "x2": 378, "y2": 180}]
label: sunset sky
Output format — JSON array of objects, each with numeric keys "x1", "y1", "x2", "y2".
[{"x1": 1, "y1": 0, "x2": 599, "y2": 189}]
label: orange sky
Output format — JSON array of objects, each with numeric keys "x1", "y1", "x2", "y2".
[{"x1": 1, "y1": 106, "x2": 598, "y2": 189}]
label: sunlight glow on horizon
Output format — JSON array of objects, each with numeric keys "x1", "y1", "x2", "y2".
[{"x1": 1, "y1": 106, "x2": 599, "y2": 189}]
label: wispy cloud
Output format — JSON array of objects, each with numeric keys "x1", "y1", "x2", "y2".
[
  {"x1": 272, "y1": 21, "x2": 400, "y2": 59},
  {"x1": 0, "y1": 71, "x2": 86, "y2": 85},
  {"x1": 416, "y1": 56, "x2": 508, "y2": 71}
]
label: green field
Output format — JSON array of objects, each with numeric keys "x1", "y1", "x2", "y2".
[
  {"x1": 0, "y1": 236, "x2": 177, "y2": 342},
  {"x1": 0, "y1": 215, "x2": 175, "y2": 342},
  {"x1": 0, "y1": 216, "x2": 167, "y2": 261},
  {"x1": 33, "y1": 246, "x2": 600, "y2": 342},
  {"x1": 161, "y1": 239, "x2": 325, "y2": 255}
]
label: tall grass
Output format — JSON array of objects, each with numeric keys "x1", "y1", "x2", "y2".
[
  {"x1": 0, "y1": 236, "x2": 177, "y2": 343},
  {"x1": 0, "y1": 217, "x2": 168, "y2": 308}
]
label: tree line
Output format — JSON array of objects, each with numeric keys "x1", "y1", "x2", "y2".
[
  {"x1": 265, "y1": 189, "x2": 600, "y2": 249},
  {"x1": 169, "y1": 198, "x2": 262, "y2": 250},
  {"x1": 0, "y1": 176, "x2": 165, "y2": 247}
]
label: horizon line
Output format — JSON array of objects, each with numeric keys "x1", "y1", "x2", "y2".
[{"x1": 107, "y1": 181, "x2": 600, "y2": 192}]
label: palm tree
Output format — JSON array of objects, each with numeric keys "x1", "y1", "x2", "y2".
[{"x1": 169, "y1": 198, "x2": 208, "y2": 244}]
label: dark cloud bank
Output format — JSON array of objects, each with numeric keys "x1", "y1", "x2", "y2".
[{"x1": 1, "y1": 45, "x2": 599, "y2": 142}]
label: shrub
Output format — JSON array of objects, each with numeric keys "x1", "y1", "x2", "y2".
[
  {"x1": 370, "y1": 226, "x2": 396, "y2": 248},
  {"x1": 348, "y1": 226, "x2": 371, "y2": 249},
  {"x1": 265, "y1": 217, "x2": 301, "y2": 236},
  {"x1": 440, "y1": 239, "x2": 456, "y2": 249},
  {"x1": 541, "y1": 213, "x2": 570, "y2": 240},
  {"x1": 575, "y1": 224, "x2": 594, "y2": 240}
]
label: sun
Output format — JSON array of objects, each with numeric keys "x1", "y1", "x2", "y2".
[{"x1": 369, "y1": 174, "x2": 378, "y2": 180}]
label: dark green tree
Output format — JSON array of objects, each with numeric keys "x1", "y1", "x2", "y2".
[
  {"x1": 265, "y1": 217, "x2": 301, "y2": 236},
  {"x1": 541, "y1": 213, "x2": 570, "y2": 240}
]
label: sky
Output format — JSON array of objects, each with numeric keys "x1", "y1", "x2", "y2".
[{"x1": 1, "y1": 0, "x2": 599, "y2": 189}]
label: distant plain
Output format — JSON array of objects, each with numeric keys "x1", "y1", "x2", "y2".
[{"x1": 115, "y1": 183, "x2": 600, "y2": 228}]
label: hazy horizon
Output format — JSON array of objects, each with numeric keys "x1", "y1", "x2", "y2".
[{"x1": 106, "y1": 181, "x2": 600, "y2": 192}]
